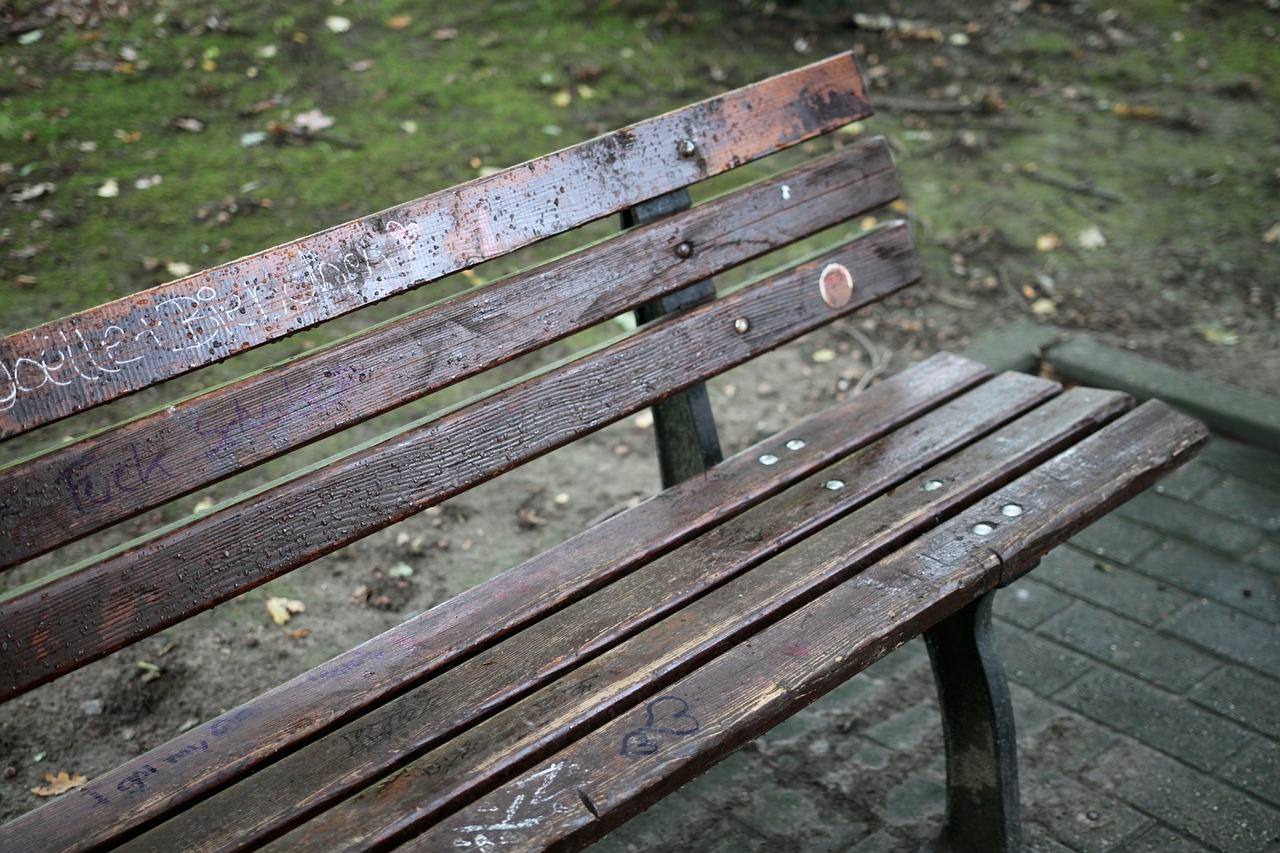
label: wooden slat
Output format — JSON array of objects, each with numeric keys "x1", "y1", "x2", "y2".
[
  {"x1": 402, "y1": 402, "x2": 1208, "y2": 853},
  {"x1": 0, "y1": 354, "x2": 991, "y2": 853},
  {"x1": 0, "y1": 140, "x2": 901, "y2": 570},
  {"x1": 265, "y1": 387, "x2": 1133, "y2": 853},
  {"x1": 0, "y1": 224, "x2": 920, "y2": 702},
  {"x1": 0, "y1": 52, "x2": 870, "y2": 437},
  {"x1": 117, "y1": 373, "x2": 1065, "y2": 853}
]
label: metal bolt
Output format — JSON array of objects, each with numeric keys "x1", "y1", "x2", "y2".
[
  {"x1": 758, "y1": 454, "x2": 779, "y2": 466},
  {"x1": 972, "y1": 522, "x2": 995, "y2": 536},
  {"x1": 1002, "y1": 503, "x2": 1024, "y2": 517},
  {"x1": 824, "y1": 479, "x2": 845, "y2": 491},
  {"x1": 786, "y1": 439, "x2": 807, "y2": 451},
  {"x1": 677, "y1": 138, "x2": 698, "y2": 158},
  {"x1": 734, "y1": 317, "x2": 750, "y2": 334},
  {"x1": 923, "y1": 479, "x2": 944, "y2": 492},
  {"x1": 674, "y1": 241, "x2": 694, "y2": 259}
]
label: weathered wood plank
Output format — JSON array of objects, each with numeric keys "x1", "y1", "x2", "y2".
[
  {"x1": 0, "y1": 140, "x2": 900, "y2": 570},
  {"x1": 0, "y1": 223, "x2": 919, "y2": 702},
  {"x1": 0, "y1": 52, "x2": 870, "y2": 437},
  {"x1": 0, "y1": 354, "x2": 988, "y2": 853},
  {"x1": 120, "y1": 373, "x2": 1067, "y2": 853},
  {"x1": 401, "y1": 403, "x2": 1207, "y2": 853},
  {"x1": 281, "y1": 387, "x2": 1133, "y2": 853}
]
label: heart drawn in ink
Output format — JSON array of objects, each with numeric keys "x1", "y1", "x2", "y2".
[
  {"x1": 619, "y1": 695, "x2": 701, "y2": 756},
  {"x1": 619, "y1": 730, "x2": 660, "y2": 757},
  {"x1": 643, "y1": 696, "x2": 700, "y2": 736}
]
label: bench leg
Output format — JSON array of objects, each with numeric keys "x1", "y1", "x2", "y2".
[
  {"x1": 622, "y1": 189, "x2": 723, "y2": 488},
  {"x1": 923, "y1": 591, "x2": 1021, "y2": 852}
]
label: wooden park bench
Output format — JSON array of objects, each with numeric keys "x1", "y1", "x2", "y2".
[{"x1": 0, "y1": 52, "x2": 1207, "y2": 852}]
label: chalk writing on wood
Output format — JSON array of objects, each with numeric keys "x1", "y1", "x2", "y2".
[
  {"x1": 450, "y1": 761, "x2": 576, "y2": 849},
  {"x1": 0, "y1": 220, "x2": 419, "y2": 416}
]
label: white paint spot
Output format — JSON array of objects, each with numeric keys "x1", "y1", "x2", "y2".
[{"x1": 781, "y1": 184, "x2": 792, "y2": 202}]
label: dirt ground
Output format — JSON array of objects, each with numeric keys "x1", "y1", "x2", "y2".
[{"x1": 1, "y1": 0, "x2": 1277, "y2": 842}]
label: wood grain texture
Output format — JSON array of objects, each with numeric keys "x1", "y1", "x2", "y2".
[
  {"x1": 400, "y1": 404, "x2": 1207, "y2": 853},
  {"x1": 0, "y1": 224, "x2": 920, "y2": 702},
  {"x1": 121, "y1": 373, "x2": 1064, "y2": 853},
  {"x1": 262, "y1": 385, "x2": 1128, "y2": 853},
  {"x1": 0, "y1": 52, "x2": 870, "y2": 437},
  {"x1": 0, "y1": 354, "x2": 988, "y2": 853},
  {"x1": 0, "y1": 140, "x2": 899, "y2": 570}
]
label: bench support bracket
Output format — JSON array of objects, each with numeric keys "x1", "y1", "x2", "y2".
[
  {"x1": 623, "y1": 190, "x2": 724, "y2": 488},
  {"x1": 924, "y1": 591, "x2": 1021, "y2": 852}
]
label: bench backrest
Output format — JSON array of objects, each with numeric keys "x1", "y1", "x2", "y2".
[{"x1": 0, "y1": 52, "x2": 918, "y2": 702}]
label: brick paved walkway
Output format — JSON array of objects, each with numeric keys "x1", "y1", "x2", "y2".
[{"x1": 588, "y1": 436, "x2": 1280, "y2": 852}]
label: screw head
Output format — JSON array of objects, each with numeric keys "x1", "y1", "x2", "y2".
[
  {"x1": 677, "y1": 138, "x2": 697, "y2": 158},
  {"x1": 674, "y1": 241, "x2": 694, "y2": 259},
  {"x1": 733, "y1": 317, "x2": 750, "y2": 334}
]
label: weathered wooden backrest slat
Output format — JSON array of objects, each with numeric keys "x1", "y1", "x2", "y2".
[
  {"x1": 0, "y1": 53, "x2": 870, "y2": 438},
  {"x1": 0, "y1": 222, "x2": 920, "y2": 701},
  {"x1": 0, "y1": 140, "x2": 900, "y2": 570}
]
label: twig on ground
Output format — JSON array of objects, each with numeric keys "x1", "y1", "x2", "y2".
[
  {"x1": 845, "y1": 326, "x2": 892, "y2": 395},
  {"x1": 1019, "y1": 164, "x2": 1124, "y2": 203}
]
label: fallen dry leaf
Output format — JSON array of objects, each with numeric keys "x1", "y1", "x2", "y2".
[
  {"x1": 284, "y1": 627, "x2": 310, "y2": 640},
  {"x1": 1077, "y1": 225, "x2": 1107, "y2": 250},
  {"x1": 31, "y1": 771, "x2": 88, "y2": 797},
  {"x1": 388, "y1": 15, "x2": 412, "y2": 29},
  {"x1": 1263, "y1": 223, "x2": 1280, "y2": 244},
  {"x1": 292, "y1": 109, "x2": 335, "y2": 134},
  {"x1": 266, "y1": 596, "x2": 305, "y2": 626},
  {"x1": 1035, "y1": 233, "x2": 1062, "y2": 253}
]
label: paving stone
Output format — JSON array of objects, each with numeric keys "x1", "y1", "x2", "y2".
[
  {"x1": 881, "y1": 773, "x2": 944, "y2": 827},
  {"x1": 864, "y1": 702, "x2": 936, "y2": 751},
  {"x1": 1119, "y1": 824, "x2": 1214, "y2": 852},
  {"x1": 738, "y1": 784, "x2": 865, "y2": 851},
  {"x1": 1024, "y1": 768, "x2": 1151, "y2": 852},
  {"x1": 994, "y1": 575, "x2": 1074, "y2": 629},
  {"x1": 1151, "y1": 457, "x2": 1224, "y2": 502},
  {"x1": 818, "y1": 638, "x2": 929, "y2": 716},
  {"x1": 848, "y1": 829, "x2": 901, "y2": 853},
  {"x1": 1187, "y1": 666, "x2": 1280, "y2": 738},
  {"x1": 1056, "y1": 669, "x2": 1251, "y2": 772},
  {"x1": 1036, "y1": 544, "x2": 1193, "y2": 626},
  {"x1": 1039, "y1": 602, "x2": 1218, "y2": 692},
  {"x1": 1088, "y1": 741, "x2": 1280, "y2": 851},
  {"x1": 1023, "y1": 822, "x2": 1086, "y2": 853},
  {"x1": 1118, "y1": 489, "x2": 1264, "y2": 557},
  {"x1": 1069, "y1": 514, "x2": 1163, "y2": 565},
  {"x1": 761, "y1": 708, "x2": 825, "y2": 744},
  {"x1": 1195, "y1": 475, "x2": 1280, "y2": 532},
  {"x1": 584, "y1": 785, "x2": 761, "y2": 853},
  {"x1": 835, "y1": 737, "x2": 891, "y2": 771},
  {"x1": 1136, "y1": 540, "x2": 1279, "y2": 621},
  {"x1": 1196, "y1": 437, "x2": 1280, "y2": 489},
  {"x1": 1162, "y1": 598, "x2": 1280, "y2": 679},
  {"x1": 1219, "y1": 739, "x2": 1280, "y2": 808},
  {"x1": 997, "y1": 622, "x2": 1094, "y2": 695},
  {"x1": 1245, "y1": 539, "x2": 1280, "y2": 576}
]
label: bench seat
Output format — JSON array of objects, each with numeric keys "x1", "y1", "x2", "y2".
[{"x1": 0, "y1": 51, "x2": 1207, "y2": 852}]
